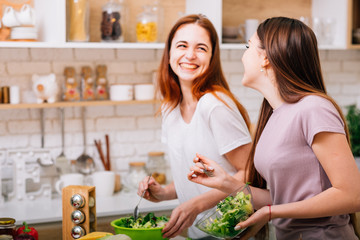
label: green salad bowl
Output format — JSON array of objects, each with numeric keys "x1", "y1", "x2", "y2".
[{"x1": 111, "y1": 218, "x2": 168, "y2": 240}]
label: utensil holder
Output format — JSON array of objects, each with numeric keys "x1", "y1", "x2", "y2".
[{"x1": 62, "y1": 185, "x2": 96, "y2": 240}]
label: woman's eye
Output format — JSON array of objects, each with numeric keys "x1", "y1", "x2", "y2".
[
  {"x1": 177, "y1": 44, "x2": 186, "y2": 48},
  {"x1": 198, "y1": 47, "x2": 207, "y2": 52},
  {"x1": 245, "y1": 45, "x2": 249, "y2": 49}
]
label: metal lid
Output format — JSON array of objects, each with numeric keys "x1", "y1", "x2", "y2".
[{"x1": 0, "y1": 218, "x2": 15, "y2": 225}]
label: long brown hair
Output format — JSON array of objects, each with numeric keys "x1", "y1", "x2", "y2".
[
  {"x1": 246, "y1": 17, "x2": 350, "y2": 188},
  {"x1": 157, "y1": 14, "x2": 250, "y2": 129}
]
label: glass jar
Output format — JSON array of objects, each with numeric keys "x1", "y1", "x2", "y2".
[
  {"x1": 101, "y1": 0, "x2": 125, "y2": 42},
  {"x1": 0, "y1": 217, "x2": 16, "y2": 240},
  {"x1": 147, "y1": 151, "x2": 167, "y2": 184},
  {"x1": 136, "y1": 5, "x2": 158, "y2": 43},
  {"x1": 127, "y1": 161, "x2": 147, "y2": 190},
  {"x1": 68, "y1": 0, "x2": 90, "y2": 42}
]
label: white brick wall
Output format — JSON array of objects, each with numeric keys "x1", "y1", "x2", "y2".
[{"x1": 0, "y1": 48, "x2": 359, "y2": 185}]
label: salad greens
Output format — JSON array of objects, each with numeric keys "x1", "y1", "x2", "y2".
[
  {"x1": 201, "y1": 190, "x2": 253, "y2": 238},
  {"x1": 116, "y1": 213, "x2": 168, "y2": 229}
]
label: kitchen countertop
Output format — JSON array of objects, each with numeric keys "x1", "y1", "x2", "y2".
[{"x1": 0, "y1": 190, "x2": 180, "y2": 225}]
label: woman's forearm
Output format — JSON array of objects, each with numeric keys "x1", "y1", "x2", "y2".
[
  {"x1": 163, "y1": 181, "x2": 177, "y2": 200},
  {"x1": 271, "y1": 186, "x2": 360, "y2": 220}
]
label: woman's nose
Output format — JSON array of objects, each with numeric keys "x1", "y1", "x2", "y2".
[{"x1": 185, "y1": 48, "x2": 196, "y2": 59}]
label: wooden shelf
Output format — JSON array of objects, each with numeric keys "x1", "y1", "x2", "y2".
[{"x1": 0, "y1": 100, "x2": 159, "y2": 110}]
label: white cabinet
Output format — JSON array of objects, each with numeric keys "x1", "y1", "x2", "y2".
[{"x1": 0, "y1": 0, "x2": 358, "y2": 49}]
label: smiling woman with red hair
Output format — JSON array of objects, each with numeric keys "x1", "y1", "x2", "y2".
[{"x1": 137, "y1": 14, "x2": 252, "y2": 239}]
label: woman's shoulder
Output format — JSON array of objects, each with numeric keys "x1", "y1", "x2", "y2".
[
  {"x1": 200, "y1": 91, "x2": 235, "y2": 107},
  {"x1": 198, "y1": 91, "x2": 238, "y2": 117},
  {"x1": 297, "y1": 95, "x2": 335, "y2": 110}
]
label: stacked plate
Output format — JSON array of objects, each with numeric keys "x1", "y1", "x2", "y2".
[{"x1": 10, "y1": 27, "x2": 37, "y2": 40}]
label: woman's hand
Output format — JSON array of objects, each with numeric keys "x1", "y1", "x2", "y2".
[
  {"x1": 161, "y1": 199, "x2": 201, "y2": 239},
  {"x1": 187, "y1": 153, "x2": 240, "y2": 193},
  {"x1": 236, "y1": 206, "x2": 270, "y2": 240},
  {"x1": 137, "y1": 176, "x2": 169, "y2": 202}
]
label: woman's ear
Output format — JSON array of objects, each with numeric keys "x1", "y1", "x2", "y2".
[{"x1": 262, "y1": 55, "x2": 270, "y2": 68}]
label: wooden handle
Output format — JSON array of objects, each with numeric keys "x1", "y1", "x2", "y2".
[
  {"x1": 105, "y1": 134, "x2": 110, "y2": 171},
  {"x1": 94, "y1": 139, "x2": 106, "y2": 170}
]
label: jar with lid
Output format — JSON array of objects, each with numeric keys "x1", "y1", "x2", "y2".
[
  {"x1": 0, "y1": 217, "x2": 16, "y2": 240},
  {"x1": 147, "y1": 152, "x2": 167, "y2": 185},
  {"x1": 101, "y1": 0, "x2": 125, "y2": 42},
  {"x1": 136, "y1": 5, "x2": 158, "y2": 43},
  {"x1": 127, "y1": 162, "x2": 147, "y2": 190},
  {"x1": 68, "y1": 0, "x2": 90, "y2": 42}
]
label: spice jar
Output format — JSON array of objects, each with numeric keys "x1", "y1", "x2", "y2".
[
  {"x1": 127, "y1": 162, "x2": 147, "y2": 190},
  {"x1": 0, "y1": 217, "x2": 16, "y2": 240},
  {"x1": 136, "y1": 5, "x2": 158, "y2": 43},
  {"x1": 147, "y1": 151, "x2": 167, "y2": 184},
  {"x1": 101, "y1": 0, "x2": 125, "y2": 42},
  {"x1": 68, "y1": 0, "x2": 90, "y2": 42}
]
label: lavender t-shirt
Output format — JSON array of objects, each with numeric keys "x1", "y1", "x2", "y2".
[{"x1": 255, "y1": 95, "x2": 357, "y2": 240}]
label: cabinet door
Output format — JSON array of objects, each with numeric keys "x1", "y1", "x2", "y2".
[
  {"x1": 185, "y1": 0, "x2": 222, "y2": 42},
  {"x1": 34, "y1": 0, "x2": 66, "y2": 43},
  {"x1": 312, "y1": 0, "x2": 348, "y2": 48}
]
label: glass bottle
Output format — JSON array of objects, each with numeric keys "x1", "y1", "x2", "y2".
[
  {"x1": 0, "y1": 218, "x2": 16, "y2": 240},
  {"x1": 68, "y1": 0, "x2": 90, "y2": 42},
  {"x1": 147, "y1": 151, "x2": 167, "y2": 184},
  {"x1": 128, "y1": 162, "x2": 147, "y2": 190},
  {"x1": 136, "y1": 5, "x2": 158, "y2": 43},
  {"x1": 101, "y1": 0, "x2": 125, "y2": 42}
]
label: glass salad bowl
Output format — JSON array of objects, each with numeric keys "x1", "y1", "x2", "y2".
[{"x1": 195, "y1": 184, "x2": 253, "y2": 239}]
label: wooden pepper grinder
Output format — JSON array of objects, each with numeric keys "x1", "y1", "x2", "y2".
[
  {"x1": 95, "y1": 65, "x2": 109, "y2": 100},
  {"x1": 81, "y1": 66, "x2": 95, "y2": 101}
]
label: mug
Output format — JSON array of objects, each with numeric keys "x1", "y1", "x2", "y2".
[
  {"x1": 16, "y1": 4, "x2": 36, "y2": 26},
  {"x1": 110, "y1": 84, "x2": 133, "y2": 101},
  {"x1": 2, "y1": 6, "x2": 20, "y2": 28},
  {"x1": 134, "y1": 84, "x2": 154, "y2": 100},
  {"x1": 85, "y1": 171, "x2": 115, "y2": 197},
  {"x1": 245, "y1": 19, "x2": 259, "y2": 42},
  {"x1": 55, "y1": 173, "x2": 84, "y2": 195},
  {"x1": 10, "y1": 86, "x2": 20, "y2": 104}
]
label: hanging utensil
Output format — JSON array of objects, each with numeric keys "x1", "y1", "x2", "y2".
[
  {"x1": 37, "y1": 108, "x2": 54, "y2": 167},
  {"x1": 55, "y1": 108, "x2": 70, "y2": 174},
  {"x1": 76, "y1": 107, "x2": 95, "y2": 175}
]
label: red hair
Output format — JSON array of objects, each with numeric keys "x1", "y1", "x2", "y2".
[{"x1": 157, "y1": 14, "x2": 250, "y2": 130}]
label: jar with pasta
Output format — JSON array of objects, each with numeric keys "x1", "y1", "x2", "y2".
[
  {"x1": 136, "y1": 5, "x2": 158, "y2": 43},
  {"x1": 68, "y1": 0, "x2": 90, "y2": 42}
]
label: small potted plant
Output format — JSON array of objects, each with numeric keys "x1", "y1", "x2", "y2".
[{"x1": 346, "y1": 105, "x2": 360, "y2": 165}]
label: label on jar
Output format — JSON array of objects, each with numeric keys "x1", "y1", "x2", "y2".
[{"x1": 0, "y1": 235, "x2": 14, "y2": 240}]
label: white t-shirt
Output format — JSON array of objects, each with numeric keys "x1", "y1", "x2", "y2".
[{"x1": 162, "y1": 92, "x2": 251, "y2": 238}]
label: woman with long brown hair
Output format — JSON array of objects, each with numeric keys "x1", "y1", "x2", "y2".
[
  {"x1": 189, "y1": 17, "x2": 360, "y2": 239},
  {"x1": 137, "y1": 14, "x2": 252, "y2": 239}
]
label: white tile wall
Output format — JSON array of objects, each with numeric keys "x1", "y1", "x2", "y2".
[{"x1": 0, "y1": 48, "x2": 359, "y2": 183}]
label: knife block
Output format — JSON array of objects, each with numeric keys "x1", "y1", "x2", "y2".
[{"x1": 62, "y1": 185, "x2": 96, "y2": 240}]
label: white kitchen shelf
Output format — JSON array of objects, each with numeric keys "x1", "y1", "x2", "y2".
[
  {"x1": 0, "y1": 41, "x2": 166, "y2": 49},
  {"x1": 0, "y1": 0, "x2": 356, "y2": 50},
  {"x1": 0, "y1": 100, "x2": 159, "y2": 110}
]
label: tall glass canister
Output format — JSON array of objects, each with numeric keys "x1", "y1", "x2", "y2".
[
  {"x1": 68, "y1": 0, "x2": 90, "y2": 42},
  {"x1": 101, "y1": 0, "x2": 126, "y2": 42}
]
